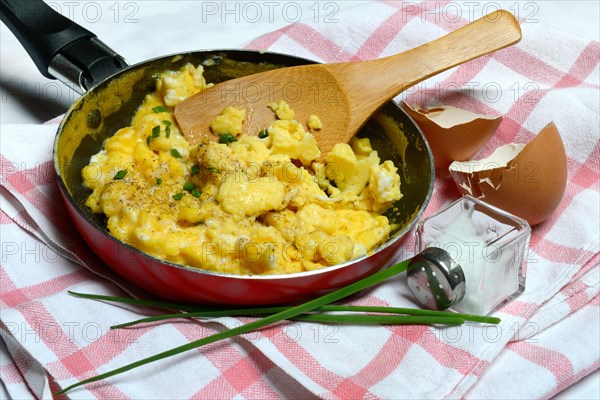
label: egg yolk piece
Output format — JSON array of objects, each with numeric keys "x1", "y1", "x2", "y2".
[{"x1": 218, "y1": 177, "x2": 285, "y2": 217}]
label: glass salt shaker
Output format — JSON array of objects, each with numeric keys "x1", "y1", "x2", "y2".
[{"x1": 407, "y1": 195, "x2": 531, "y2": 315}]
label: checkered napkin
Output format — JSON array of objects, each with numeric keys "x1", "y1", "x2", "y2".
[{"x1": 2, "y1": 2, "x2": 599, "y2": 399}]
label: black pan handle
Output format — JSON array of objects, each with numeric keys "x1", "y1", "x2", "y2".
[{"x1": 0, "y1": 0, "x2": 128, "y2": 93}]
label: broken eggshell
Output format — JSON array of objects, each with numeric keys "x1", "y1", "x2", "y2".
[
  {"x1": 449, "y1": 122, "x2": 567, "y2": 226},
  {"x1": 402, "y1": 101, "x2": 502, "y2": 169}
]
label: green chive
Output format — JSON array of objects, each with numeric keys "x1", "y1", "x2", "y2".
[
  {"x1": 152, "y1": 105, "x2": 167, "y2": 113},
  {"x1": 190, "y1": 165, "x2": 200, "y2": 176},
  {"x1": 57, "y1": 260, "x2": 410, "y2": 394},
  {"x1": 146, "y1": 135, "x2": 151, "y2": 145},
  {"x1": 113, "y1": 170, "x2": 127, "y2": 180},
  {"x1": 172, "y1": 192, "x2": 184, "y2": 200},
  {"x1": 206, "y1": 166, "x2": 221, "y2": 174},
  {"x1": 258, "y1": 129, "x2": 268, "y2": 139},
  {"x1": 107, "y1": 305, "x2": 499, "y2": 328},
  {"x1": 165, "y1": 125, "x2": 171, "y2": 138},
  {"x1": 170, "y1": 149, "x2": 182, "y2": 158},
  {"x1": 294, "y1": 314, "x2": 464, "y2": 325},
  {"x1": 191, "y1": 187, "x2": 201, "y2": 198},
  {"x1": 67, "y1": 291, "x2": 208, "y2": 312},
  {"x1": 111, "y1": 312, "x2": 464, "y2": 329},
  {"x1": 218, "y1": 133, "x2": 237, "y2": 144},
  {"x1": 156, "y1": 178, "x2": 162, "y2": 186},
  {"x1": 182, "y1": 182, "x2": 194, "y2": 192},
  {"x1": 162, "y1": 120, "x2": 172, "y2": 126},
  {"x1": 152, "y1": 126, "x2": 160, "y2": 138},
  {"x1": 67, "y1": 291, "x2": 501, "y2": 326}
]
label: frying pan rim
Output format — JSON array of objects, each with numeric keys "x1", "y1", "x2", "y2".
[{"x1": 52, "y1": 48, "x2": 435, "y2": 281}]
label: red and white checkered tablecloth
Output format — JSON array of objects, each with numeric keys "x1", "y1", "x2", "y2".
[{"x1": 1, "y1": 2, "x2": 598, "y2": 399}]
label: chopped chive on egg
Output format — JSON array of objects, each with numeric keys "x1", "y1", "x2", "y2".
[
  {"x1": 172, "y1": 192, "x2": 184, "y2": 200},
  {"x1": 191, "y1": 164, "x2": 200, "y2": 175},
  {"x1": 152, "y1": 126, "x2": 160, "y2": 138},
  {"x1": 183, "y1": 182, "x2": 195, "y2": 192},
  {"x1": 156, "y1": 178, "x2": 162, "y2": 186},
  {"x1": 218, "y1": 133, "x2": 237, "y2": 144},
  {"x1": 152, "y1": 105, "x2": 167, "y2": 113},
  {"x1": 162, "y1": 120, "x2": 172, "y2": 138},
  {"x1": 191, "y1": 187, "x2": 201, "y2": 198},
  {"x1": 170, "y1": 148, "x2": 182, "y2": 158},
  {"x1": 113, "y1": 170, "x2": 127, "y2": 180},
  {"x1": 258, "y1": 129, "x2": 269, "y2": 139}
]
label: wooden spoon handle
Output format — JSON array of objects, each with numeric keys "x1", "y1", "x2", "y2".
[{"x1": 343, "y1": 10, "x2": 521, "y2": 120}]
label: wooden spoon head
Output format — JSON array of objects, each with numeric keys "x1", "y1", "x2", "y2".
[{"x1": 174, "y1": 65, "x2": 351, "y2": 154}]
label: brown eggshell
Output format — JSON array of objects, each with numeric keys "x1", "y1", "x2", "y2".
[
  {"x1": 449, "y1": 122, "x2": 567, "y2": 226},
  {"x1": 402, "y1": 101, "x2": 502, "y2": 169}
]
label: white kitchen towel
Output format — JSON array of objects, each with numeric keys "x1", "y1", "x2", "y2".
[{"x1": 1, "y1": 1, "x2": 598, "y2": 398}]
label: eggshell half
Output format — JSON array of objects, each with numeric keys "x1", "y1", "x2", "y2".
[
  {"x1": 449, "y1": 122, "x2": 567, "y2": 226},
  {"x1": 402, "y1": 101, "x2": 502, "y2": 169}
]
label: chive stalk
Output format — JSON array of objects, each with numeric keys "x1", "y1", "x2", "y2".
[
  {"x1": 109, "y1": 312, "x2": 466, "y2": 330},
  {"x1": 291, "y1": 314, "x2": 464, "y2": 325},
  {"x1": 105, "y1": 304, "x2": 499, "y2": 329},
  {"x1": 67, "y1": 291, "x2": 207, "y2": 312},
  {"x1": 57, "y1": 260, "x2": 411, "y2": 394}
]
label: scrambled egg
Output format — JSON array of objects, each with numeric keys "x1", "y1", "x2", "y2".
[{"x1": 82, "y1": 63, "x2": 403, "y2": 275}]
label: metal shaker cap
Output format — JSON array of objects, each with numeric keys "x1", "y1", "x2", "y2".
[{"x1": 407, "y1": 247, "x2": 466, "y2": 311}]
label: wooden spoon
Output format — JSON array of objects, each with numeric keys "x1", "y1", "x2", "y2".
[{"x1": 175, "y1": 10, "x2": 521, "y2": 153}]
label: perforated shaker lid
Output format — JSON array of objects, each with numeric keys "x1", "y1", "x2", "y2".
[{"x1": 406, "y1": 247, "x2": 466, "y2": 311}]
